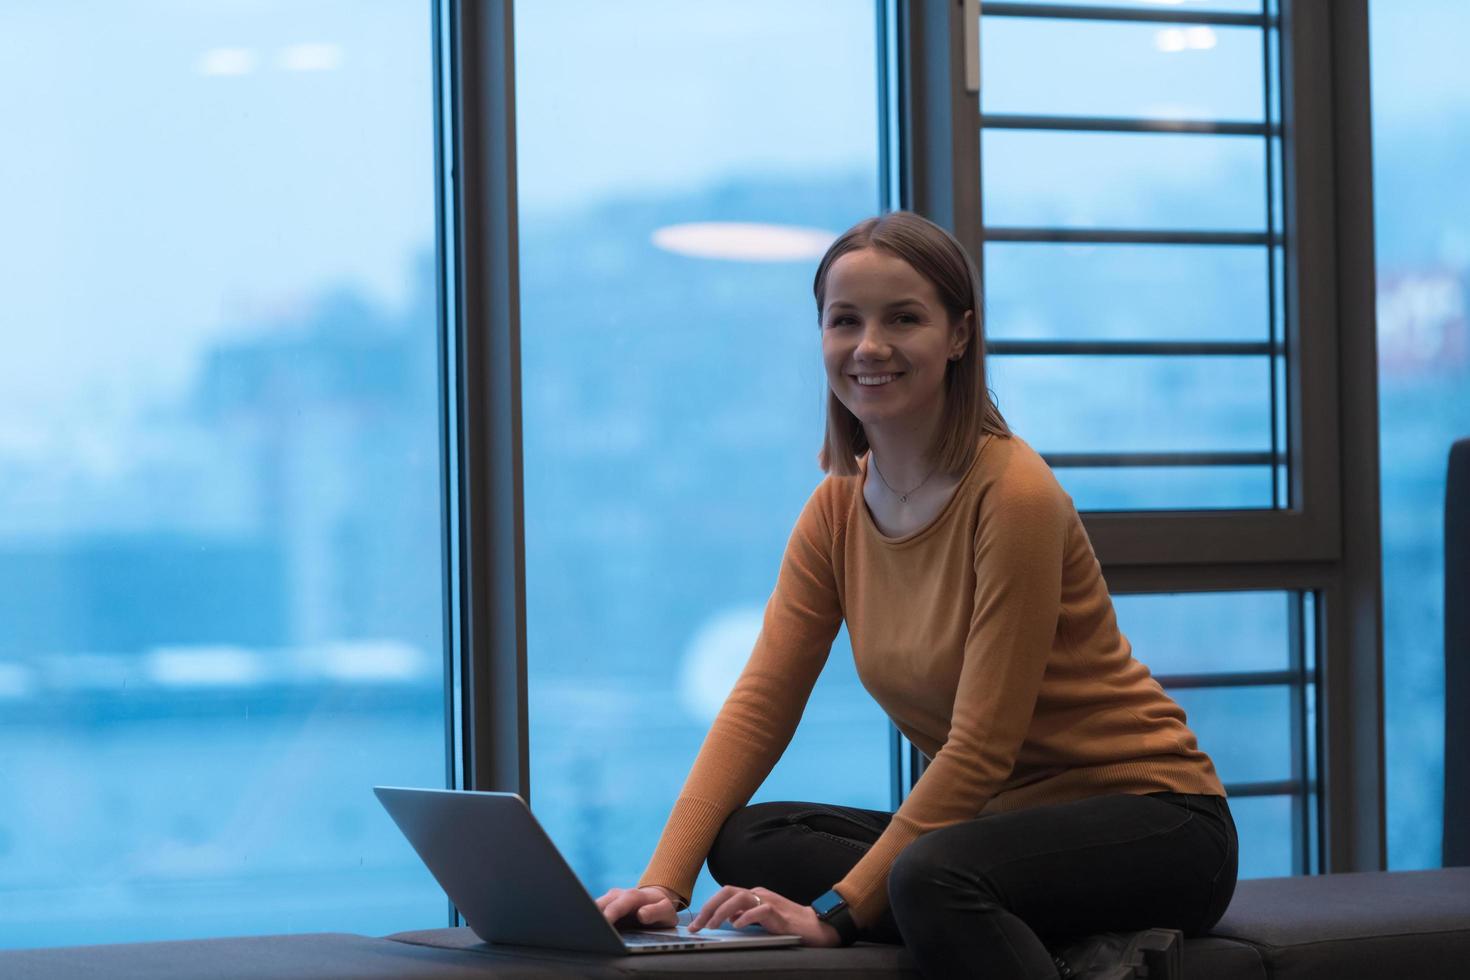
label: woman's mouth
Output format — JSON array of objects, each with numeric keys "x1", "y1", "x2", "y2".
[{"x1": 852, "y1": 372, "x2": 902, "y2": 387}]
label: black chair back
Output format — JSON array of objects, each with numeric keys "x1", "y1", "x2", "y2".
[{"x1": 1447, "y1": 438, "x2": 1470, "y2": 866}]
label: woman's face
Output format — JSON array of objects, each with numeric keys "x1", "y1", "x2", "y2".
[{"x1": 820, "y1": 247, "x2": 971, "y2": 438}]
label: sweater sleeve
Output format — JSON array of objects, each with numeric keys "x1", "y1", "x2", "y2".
[
  {"x1": 637, "y1": 484, "x2": 846, "y2": 905},
  {"x1": 832, "y1": 473, "x2": 1069, "y2": 926}
]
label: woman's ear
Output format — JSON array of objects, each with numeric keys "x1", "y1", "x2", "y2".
[{"x1": 950, "y1": 309, "x2": 975, "y2": 360}]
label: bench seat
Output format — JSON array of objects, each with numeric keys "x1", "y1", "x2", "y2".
[
  {"x1": 5, "y1": 868, "x2": 1467, "y2": 979},
  {"x1": 1206, "y1": 867, "x2": 1470, "y2": 979},
  {"x1": 385, "y1": 867, "x2": 1470, "y2": 978}
]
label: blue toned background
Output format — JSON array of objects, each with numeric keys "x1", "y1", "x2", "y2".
[{"x1": 0, "y1": 0, "x2": 1463, "y2": 949}]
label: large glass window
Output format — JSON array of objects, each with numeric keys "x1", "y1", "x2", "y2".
[
  {"x1": 0, "y1": 1, "x2": 446, "y2": 947},
  {"x1": 515, "y1": 0, "x2": 889, "y2": 907},
  {"x1": 1114, "y1": 590, "x2": 1319, "y2": 877},
  {"x1": 1370, "y1": 0, "x2": 1470, "y2": 870}
]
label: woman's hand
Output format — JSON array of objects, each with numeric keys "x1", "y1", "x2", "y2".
[
  {"x1": 688, "y1": 885, "x2": 843, "y2": 947},
  {"x1": 594, "y1": 885, "x2": 681, "y2": 929}
]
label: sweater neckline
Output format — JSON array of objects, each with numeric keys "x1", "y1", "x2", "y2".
[{"x1": 858, "y1": 434, "x2": 995, "y2": 546}]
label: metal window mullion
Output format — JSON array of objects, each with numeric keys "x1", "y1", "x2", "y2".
[
  {"x1": 988, "y1": 340, "x2": 1280, "y2": 356},
  {"x1": 449, "y1": 0, "x2": 528, "y2": 801},
  {"x1": 1085, "y1": 508, "x2": 1338, "y2": 565},
  {"x1": 1154, "y1": 669, "x2": 1299, "y2": 690},
  {"x1": 1044, "y1": 451, "x2": 1278, "y2": 469},
  {"x1": 888, "y1": 725, "x2": 904, "y2": 810},
  {"x1": 910, "y1": 742, "x2": 930, "y2": 786},
  {"x1": 1306, "y1": 588, "x2": 1324, "y2": 875},
  {"x1": 904, "y1": 0, "x2": 982, "y2": 276},
  {"x1": 877, "y1": 0, "x2": 904, "y2": 214},
  {"x1": 1288, "y1": 590, "x2": 1312, "y2": 875},
  {"x1": 982, "y1": 2, "x2": 1273, "y2": 28},
  {"x1": 881, "y1": 0, "x2": 910, "y2": 808},
  {"x1": 1264, "y1": 4, "x2": 1284, "y2": 512},
  {"x1": 1104, "y1": 562, "x2": 1338, "y2": 597},
  {"x1": 432, "y1": 0, "x2": 458, "y2": 801},
  {"x1": 983, "y1": 114, "x2": 1276, "y2": 137},
  {"x1": 433, "y1": 0, "x2": 464, "y2": 929},
  {"x1": 1279, "y1": 0, "x2": 1341, "y2": 564},
  {"x1": 986, "y1": 228, "x2": 1277, "y2": 246},
  {"x1": 1304, "y1": 0, "x2": 1384, "y2": 873},
  {"x1": 1225, "y1": 779, "x2": 1303, "y2": 797}
]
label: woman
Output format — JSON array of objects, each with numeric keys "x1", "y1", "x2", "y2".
[{"x1": 595, "y1": 211, "x2": 1238, "y2": 979}]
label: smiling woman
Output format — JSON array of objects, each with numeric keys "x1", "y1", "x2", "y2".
[{"x1": 603, "y1": 211, "x2": 1236, "y2": 979}]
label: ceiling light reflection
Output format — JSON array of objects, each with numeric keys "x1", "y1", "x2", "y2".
[
  {"x1": 199, "y1": 47, "x2": 256, "y2": 76},
  {"x1": 651, "y1": 222, "x2": 836, "y2": 262},
  {"x1": 279, "y1": 42, "x2": 344, "y2": 72},
  {"x1": 1154, "y1": 26, "x2": 1218, "y2": 53}
]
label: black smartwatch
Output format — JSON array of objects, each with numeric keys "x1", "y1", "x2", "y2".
[{"x1": 811, "y1": 888, "x2": 860, "y2": 946}]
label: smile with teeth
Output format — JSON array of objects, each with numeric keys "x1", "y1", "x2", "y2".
[{"x1": 853, "y1": 372, "x2": 902, "y2": 386}]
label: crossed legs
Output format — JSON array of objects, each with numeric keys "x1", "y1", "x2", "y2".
[{"x1": 706, "y1": 792, "x2": 1238, "y2": 979}]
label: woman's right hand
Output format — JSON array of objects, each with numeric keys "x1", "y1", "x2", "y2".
[{"x1": 594, "y1": 885, "x2": 681, "y2": 929}]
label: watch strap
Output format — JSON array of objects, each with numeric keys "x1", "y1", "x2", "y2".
[{"x1": 812, "y1": 888, "x2": 860, "y2": 946}]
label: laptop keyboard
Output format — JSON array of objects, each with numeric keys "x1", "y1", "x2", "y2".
[{"x1": 621, "y1": 931, "x2": 721, "y2": 946}]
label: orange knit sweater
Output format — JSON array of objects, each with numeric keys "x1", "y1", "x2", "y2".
[{"x1": 638, "y1": 433, "x2": 1225, "y2": 927}]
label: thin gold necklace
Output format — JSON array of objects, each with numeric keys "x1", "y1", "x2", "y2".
[{"x1": 869, "y1": 454, "x2": 937, "y2": 504}]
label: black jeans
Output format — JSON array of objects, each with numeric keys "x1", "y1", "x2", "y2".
[{"x1": 706, "y1": 791, "x2": 1238, "y2": 980}]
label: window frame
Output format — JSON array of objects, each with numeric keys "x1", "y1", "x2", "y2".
[{"x1": 441, "y1": 0, "x2": 529, "y2": 802}]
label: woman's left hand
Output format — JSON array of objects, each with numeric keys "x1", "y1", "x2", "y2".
[{"x1": 687, "y1": 885, "x2": 843, "y2": 947}]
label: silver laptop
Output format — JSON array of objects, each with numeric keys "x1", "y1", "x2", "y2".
[{"x1": 374, "y1": 786, "x2": 802, "y2": 954}]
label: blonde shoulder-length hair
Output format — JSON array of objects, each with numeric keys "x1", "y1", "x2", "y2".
[{"x1": 812, "y1": 210, "x2": 1011, "y2": 476}]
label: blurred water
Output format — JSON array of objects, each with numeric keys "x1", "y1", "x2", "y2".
[{"x1": 0, "y1": 672, "x2": 1300, "y2": 947}]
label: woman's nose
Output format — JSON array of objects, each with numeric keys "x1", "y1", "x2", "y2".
[{"x1": 855, "y1": 322, "x2": 889, "y2": 357}]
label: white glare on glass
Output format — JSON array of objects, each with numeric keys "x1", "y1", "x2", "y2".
[
  {"x1": 198, "y1": 47, "x2": 256, "y2": 76},
  {"x1": 651, "y1": 222, "x2": 837, "y2": 262},
  {"x1": 0, "y1": 663, "x2": 32, "y2": 698},
  {"x1": 678, "y1": 608, "x2": 766, "y2": 724},
  {"x1": 278, "y1": 42, "x2": 344, "y2": 72},
  {"x1": 1155, "y1": 27, "x2": 1219, "y2": 52},
  {"x1": 145, "y1": 647, "x2": 267, "y2": 687}
]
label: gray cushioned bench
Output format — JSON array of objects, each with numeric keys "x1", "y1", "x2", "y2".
[
  {"x1": 7, "y1": 867, "x2": 1468, "y2": 979},
  {"x1": 379, "y1": 925, "x2": 1259, "y2": 978}
]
